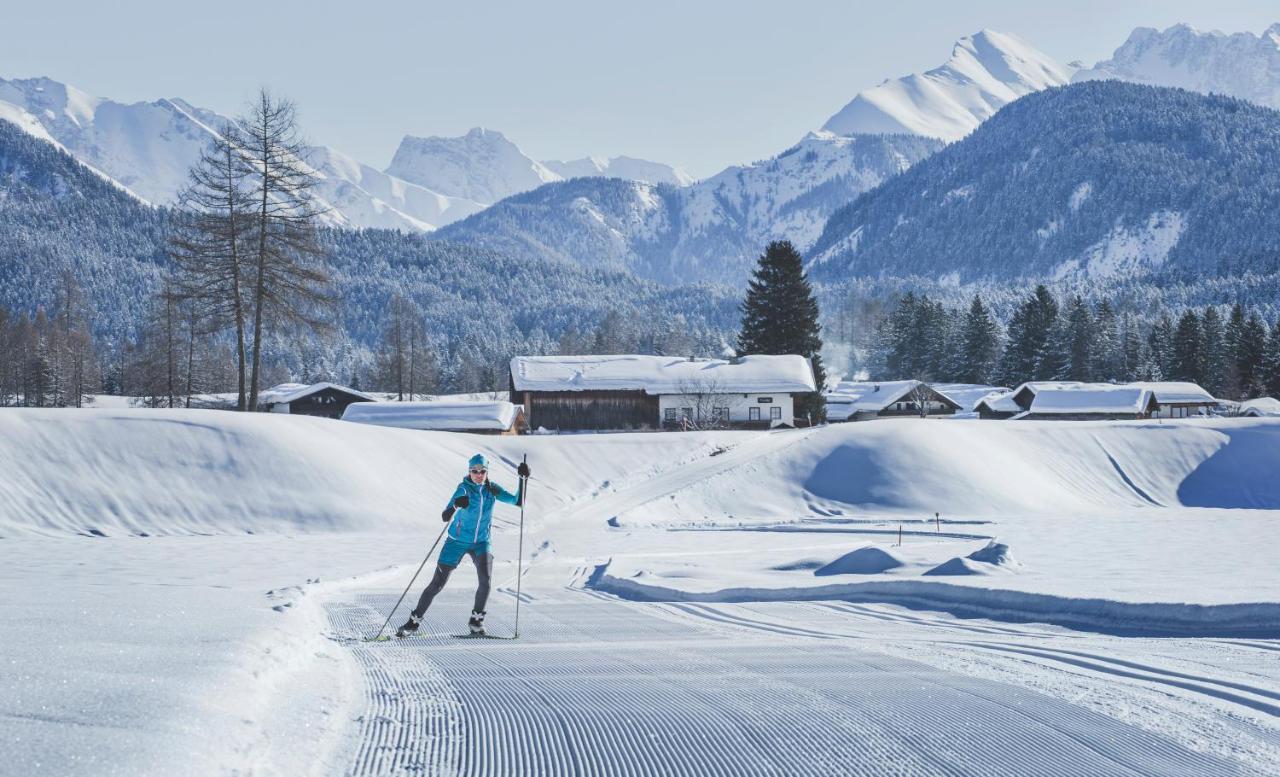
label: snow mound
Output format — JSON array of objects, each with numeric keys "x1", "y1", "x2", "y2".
[
  {"x1": 966, "y1": 541, "x2": 1018, "y2": 566},
  {"x1": 815, "y1": 546, "x2": 905, "y2": 576}
]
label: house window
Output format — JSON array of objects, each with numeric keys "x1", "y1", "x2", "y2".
[
  {"x1": 749, "y1": 407, "x2": 761, "y2": 421},
  {"x1": 770, "y1": 406, "x2": 781, "y2": 420},
  {"x1": 664, "y1": 408, "x2": 677, "y2": 423},
  {"x1": 681, "y1": 407, "x2": 693, "y2": 420},
  {"x1": 712, "y1": 406, "x2": 729, "y2": 423}
]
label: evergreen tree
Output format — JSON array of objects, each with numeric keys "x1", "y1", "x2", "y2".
[
  {"x1": 956, "y1": 295, "x2": 1000, "y2": 384},
  {"x1": 1091, "y1": 299, "x2": 1120, "y2": 381},
  {"x1": 1171, "y1": 310, "x2": 1204, "y2": 384},
  {"x1": 1063, "y1": 296, "x2": 1096, "y2": 381},
  {"x1": 1222, "y1": 303, "x2": 1246, "y2": 399},
  {"x1": 1119, "y1": 313, "x2": 1146, "y2": 382},
  {"x1": 996, "y1": 285, "x2": 1057, "y2": 385},
  {"x1": 1263, "y1": 319, "x2": 1280, "y2": 398},
  {"x1": 1238, "y1": 313, "x2": 1269, "y2": 398},
  {"x1": 1199, "y1": 306, "x2": 1225, "y2": 395},
  {"x1": 738, "y1": 241, "x2": 826, "y2": 422},
  {"x1": 1148, "y1": 313, "x2": 1176, "y2": 380},
  {"x1": 1036, "y1": 310, "x2": 1071, "y2": 380}
]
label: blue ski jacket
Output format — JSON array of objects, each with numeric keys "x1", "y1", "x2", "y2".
[{"x1": 444, "y1": 476, "x2": 522, "y2": 544}]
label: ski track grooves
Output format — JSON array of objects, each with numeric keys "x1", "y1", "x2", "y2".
[{"x1": 326, "y1": 589, "x2": 1249, "y2": 776}]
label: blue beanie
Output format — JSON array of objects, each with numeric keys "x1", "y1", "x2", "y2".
[{"x1": 468, "y1": 453, "x2": 488, "y2": 469}]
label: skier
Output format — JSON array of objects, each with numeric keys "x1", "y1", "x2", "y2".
[{"x1": 397, "y1": 453, "x2": 530, "y2": 637}]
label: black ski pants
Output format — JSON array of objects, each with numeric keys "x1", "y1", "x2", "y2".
[{"x1": 411, "y1": 551, "x2": 493, "y2": 617}]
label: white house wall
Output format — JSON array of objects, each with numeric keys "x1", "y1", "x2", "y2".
[{"x1": 657, "y1": 393, "x2": 795, "y2": 426}]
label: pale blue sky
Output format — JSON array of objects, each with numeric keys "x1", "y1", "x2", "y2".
[{"x1": 6, "y1": 1, "x2": 1277, "y2": 177}]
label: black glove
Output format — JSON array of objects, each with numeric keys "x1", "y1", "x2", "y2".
[
  {"x1": 517, "y1": 462, "x2": 531, "y2": 479},
  {"x1": 441, "y1": 506, "x2": 455, "y2": 522},
  {"x1": 454, "y1": 495, "x2": 470, "y2": 509}
]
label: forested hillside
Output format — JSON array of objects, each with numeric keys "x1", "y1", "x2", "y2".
[{"x1": 809, "y1": 82, "x2": 1280, "y2": 282}]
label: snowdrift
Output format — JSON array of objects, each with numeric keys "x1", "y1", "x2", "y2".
[
  {"x1": 0, "y1": 409, "x2": 731, "y2": 537},
  {"x1": 618, "y1": 418, "x2": 1280, "y2": 524}
]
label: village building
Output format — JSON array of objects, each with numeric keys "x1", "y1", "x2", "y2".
[
  {"x1": 509, "y1": 354, "x2": 816, "y2": 431},
  {"x1": 973, "y1": 390, "x2": 1021, "y2": 419},
  {"x1": 1016, "y1": 385, "x2": 1159, "y2": 421},
  {"x1": 932, "y1": 383, "x2": 1010, "y2": 416},
  {"x1": 342, "y1": 401, "x2": 526, "y2": 435},
  {"x1": 1128, "y1": 382, "x2": 1217, "y2": 418},
  {"x1": 825, "y1": 380, "x2": 961, "y2": 422},
  {"x1": 258, "y1": 382, "x2": 375, "y2": 419}
]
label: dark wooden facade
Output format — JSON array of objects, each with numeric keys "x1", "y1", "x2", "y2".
[
  {"x1": 282, "y1": 387, "x2": 373, "y2": 419},
  {"x1": 515, "y1": 389, "x2": 660, "y2": 431}
]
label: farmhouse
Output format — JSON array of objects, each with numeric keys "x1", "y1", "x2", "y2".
[
  {"x1": 825, "y1": 380, "x2": 961, "y2": 422},
  {"x1": 1017, "y1": 385, "x2": 1158, "y2": 421},
  {"x1": 342, "y1": 401, "x2": 525, "y2": 435},
  {"x1": 258, "y1": 382, "x2": 375, "y2": 419},
  {"x1": 509, "y1": 354, "x2": 816, "y2": 431}
]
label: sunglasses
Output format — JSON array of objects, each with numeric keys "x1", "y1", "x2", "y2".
[{"x1": 469, "y1": 468, "x2": 487, "y2": 475}]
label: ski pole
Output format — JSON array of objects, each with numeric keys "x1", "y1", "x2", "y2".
[
  {"x1": 369, "y1": 523, "x2": 449, "y2": 642},
  {"x1": 514, "y1": 453, "x2": 528, "y2": 638}
]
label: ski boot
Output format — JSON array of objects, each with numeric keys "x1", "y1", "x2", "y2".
[
  {"x1": 396, "y1": 613, "x2": 422, "y2": 638},
  {"x1": 468, "y1": 610, "x2": 486, "y2": 636}
]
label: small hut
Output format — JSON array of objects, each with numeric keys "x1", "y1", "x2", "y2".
[
  {"x1": 259, "y1": 382, "x2": 375, "y2": 419},
  {"x1": 1018, "y1": 386, "x2": 1158, "y2": 421}
]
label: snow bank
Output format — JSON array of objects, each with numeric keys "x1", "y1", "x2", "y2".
[
  {"x1": 588, "y1": 563, "x2": 1280, "y2": 637},
  {"x1": 815, "y1": 546, "x2": 905, "y2": 575}
]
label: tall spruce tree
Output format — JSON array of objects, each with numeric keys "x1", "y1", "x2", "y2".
[
  {"x1": 1222, "y1": 303, "x2": 1246, "y2": 399},
  {"x1": 957, "y1": 295, "x2": 1000, "y2": 384},
  {"x1": 1239, "y1": 313, "x2": 1269, "y2": 398},
  {"x1": 1200, "y1": 306, "x2": 1225, "y2": 395},
  {"x1": 738, "y1": 240, "x2": 826, "y2": 422},
  {"x1": 1263, "y1": 319, "x2": 1280, "y2": 398},
  {"x1": 996, "y1": 285, "x2": 1058, "y2": 385},
  {"x1": 1171, "y1": 310, "x2": 1204, "y2": 384},
  {"x1": 1092, "y1": 299, "x2": 1120, "y2": 381},
  {"x1": 1148, "y1": 313, "x2": 1175, "y2": 380}
]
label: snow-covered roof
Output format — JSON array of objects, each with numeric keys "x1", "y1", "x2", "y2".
[
  {"x1": 342, "y1": 401, "x2": 520, "y2": 431},
  {"x1": 825, "y1": 380, "x2": 938, "y2": 412},
  {"x1": 1240, "y1": 397, "x2": 1280, "y2": 417},
  {"x1": 934, "y1": 383, "x2": 1010, "y2": 412},
  {"x1": 974, "y1": 390, "x2": 1020, "y2": 414},
  {"x1": 510, "y1": 354, "x2": 816, "y2": 395},
  {"x1": 260, "y1": 382, "x2": 376, "y2": 405},
  {"x1": 1027, "y1": 386, "x2": 1155, "y2": 415},
  {"x1": 1122, "y1": 382, "x2": 1214, "y2": 405}
]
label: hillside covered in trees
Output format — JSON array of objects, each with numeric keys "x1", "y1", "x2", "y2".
[{"x1": 809, "y1": 81, "x2": 1280, "y2": 283}]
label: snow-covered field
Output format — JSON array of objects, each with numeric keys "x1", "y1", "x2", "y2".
[{"x1": 2, "y1": 409, "x2": 1278, "y2": 775}]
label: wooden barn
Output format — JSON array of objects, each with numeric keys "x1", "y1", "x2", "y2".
[
  {"x1": 1005, "y1": 381, "x2": 1213, "y2": 420},
  {"x1": 259, "y1": 382, "x2": 375, "y2": 419},
  {"x1": 509, "y1": 354, "x2": 817, "y2": 432},
  {"x1": 341, "y1": 400, "x2": 526, "y2": 435}
]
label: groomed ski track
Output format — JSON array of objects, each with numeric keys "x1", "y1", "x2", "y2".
[{"x1": 327, "y1": 591, "x2": 1266, "y2": 776}]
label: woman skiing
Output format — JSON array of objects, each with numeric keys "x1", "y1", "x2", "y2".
[{"x1": 397, "y1": 453, "x2": 530, "y2": 637}]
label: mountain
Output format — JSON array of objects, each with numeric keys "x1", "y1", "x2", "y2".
[
  {"x1": 432, "y1": 132, "x2": 939, "y2": 285},
  {"x1": 386, "y1": 127, "x2": 562, "y2": 205},
  {"x1": 0, "y1": 76, "x2": 479, "y2": 232},
  {"x1": 1074, "y1": 23, "x2": 1280, "y2": 109},
  {"x1": 542, "y1": 156, "x2": 694, "y2": 187},
  {"x1": 821, "y1": 29, "x2": 1075, "y2": 141},
  {"x1": 0, "y1": 119, "x2": 738, "y2": 386},
  {"x1": 808, "y1": 82, "x2": 1280, "y2": 283}
]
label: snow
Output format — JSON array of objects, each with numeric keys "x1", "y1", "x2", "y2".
[
  {"x1": 542, "y1": 155, "x2": 694, "y2": 187},
  {"x1": 510, "y1": 354, "x2": 816, "y2": 394},
  {"x1": 1127, "y1": 381, "x2": 1216, "y2": 405},
  {"x1": 1075, "y1": 23, "x2": 1280, "y2": 111},
  {"x1": 260, "y1": 381, "x2": 376, "y2": 406},
  {"x1": 975, "y1": 389, "x2": 1021, "y2": 414},
  {"x1": 3, "y1": 410, "x2": 1279, "y2": 774},
  {"x1": 1239, "y1": 397, "x2": 1280, "y2": 417},
  {"x1": 822, "y1": 29, "x2": 1076, "y2": 141},
  {"x1": 342, "y1": 400, "x2": 519, "y2": 431},
  {"x1": 385, "y1": 127, "x2": 561, "y2": 205},
  {"x1": 1078, "y1": 210, "x2": 1186, "y2": 279},
  {"x1": 934, "y1": 383, "x2": 1010, "y2": 412},
  {"x1": 1028, "y1": 386, "x2": 1154, "y2": 415}
]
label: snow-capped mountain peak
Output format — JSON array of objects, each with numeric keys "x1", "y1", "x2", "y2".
[
  {"x1": 821, "y1": 28, "x2": 1075, "y2": 141},
  {"x1": 1073, "y1": 23, "x2": 1280, "y2": 110},
  {"x1": 542, "y1": 155, "x2": 695, "y2": 187},
  {"x1": 385, "y1": 127, "x2": 562, "y2": 205}
]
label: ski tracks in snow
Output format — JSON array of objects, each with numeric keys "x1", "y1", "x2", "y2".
[{"x1": 325, "y1": 588, "x2": 1267, "y2": 776}]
